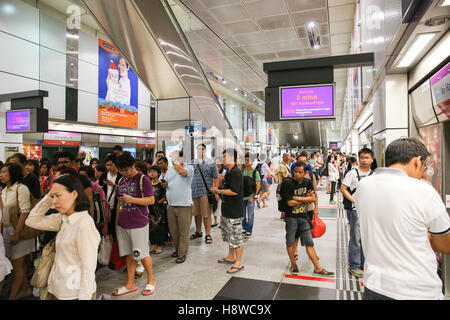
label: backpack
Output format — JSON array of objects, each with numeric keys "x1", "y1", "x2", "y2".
[
  {"x1": 255, "y1": 162, "x2": 264, "y2": 179},
  {"x1": 342, "y1": 168, "x2": 373, "y2": 210},
  {"x1": 92, "y1": 183, "x2": 109, "y2": 227},
  {"x1": 243, "y1": 170, "x2": 257, "y2": 198},
  {"x1": 277, "y1": 177, "x2": 294, "y2": 212}
]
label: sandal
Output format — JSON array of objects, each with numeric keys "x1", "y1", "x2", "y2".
[
  {"x1": 190, "y1": 232, "x2": 203, "y2": 240},
  {"x1": 112, "y1": 286, "x2": 138, "y2": 296},
  {"x1": 227, "y1": 265, "x2": 244, "y2": 274},
  {"x1": 294, "y1": 254, "x2": 298, "y2": 261},
  {"x1": 217, "y1": 258, "x2": 236, "y2": 264},
  {"x1": 205, "y1": 235, "x2": 213, "y2": 244},
  {"x1": 153, "y1": 249, "x2": 163, "y2": 255},
  {"x1": 211, "y1": 223, "x2": 218, "y2": 228},
  {"x1": 171, "y1": 251, "x2": 178, "y2": 258},
  {"x1": 313, "y1": 268, "x2": 335, "y2": 277},
  {"x1": 135, "y1": 272, "x2": 143, "y2": 279},
  {"x1": 142, "y1": 284, "x2": 156, "y2": 296},
  {"x1": 176, "y1": 255, "x2": 186, "y2": 263}
]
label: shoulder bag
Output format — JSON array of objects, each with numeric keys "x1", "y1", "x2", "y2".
[
  {"x1": 9, "y1": 186, "x2": 42, "y2": 240},
  {"x1": 196, "y1": 163, "x2": 218, "y2": 213}
]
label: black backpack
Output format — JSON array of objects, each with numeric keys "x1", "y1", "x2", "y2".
[
  {"x1": 277, "y1": 177, "x2": 294, "y2": 212},
  {"x1": 92, "y1": 184, "x2": 106, "y2": 227},
  {"x1": 342, "y1": 168, "x2": 373, "y2": 210},
  {"x1": 255, "y1": 162, "x2": 264, "y2": 179},
  {"x1": 243, "y1": 170, "x2": 257, "y2": 198}
]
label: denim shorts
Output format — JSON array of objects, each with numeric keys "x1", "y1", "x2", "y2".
[{"x1": 285, "y1": 216, "x2": 314, "y2": 247}]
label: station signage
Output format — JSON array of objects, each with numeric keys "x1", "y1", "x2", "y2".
[
  {"x1": 43, "y1": 131, "x2": 82, "y2": 146},
  {"x1": 6, "y1": 110, "x2": 30, "y2": 132},
  {"x1": 137, "y1": 137, "x2": 155, "y2": 148},
  {"x1": 280, "y1": 84, "x2": 335, "y2": 120},
  {"x1": 99, "y1": 135, "x2": 125, "y2": 144}
]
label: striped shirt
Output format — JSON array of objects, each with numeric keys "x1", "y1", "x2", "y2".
[{"x1": 190, "y1": 158, "x2": 218, "y2": 198}]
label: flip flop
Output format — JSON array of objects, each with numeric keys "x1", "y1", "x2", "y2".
[
  {"x1": 217, "y1": 258, "x2": 236, "y2": 264},
  {"x1": 190, "y1": 232, "x2": 202, "y2": 240},
  {"x1": 205, "y1": 235, "x2": 213, "y2": 244},
  {"x1": 142, "y1": 284, "x2": 156, "y2": 296},
  {"x1": 176, "y1": 255, "x2": 186, "y2": 263},
  {"x1": 135, "y1": 272, "x2": 143, "y2": 279},
  {"x1": 112, "y1": 286, "x2": 138, "y2": 296},
  {"x1": 171, "y1": 251, "x2": 178, "y2": 258},
  {"x1": 227, "y1": 265, "x2": 244, "y2": 274},
  {"x1": 211, "y1": 223, "x2": 218, "y2": 228},
  {"x1": 153, "y1": 249, "x2": 163, "y2": 255}
]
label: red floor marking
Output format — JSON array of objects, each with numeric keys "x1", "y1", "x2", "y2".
[{"x1": 284, "y1": 274, "x2": 336, "y2": 283}]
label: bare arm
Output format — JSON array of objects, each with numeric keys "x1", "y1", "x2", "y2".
[
  {"x1": 429, "y1": 233, "x2": 450, "y2": 255},
  {"x1": 173, "y1": 162, "x2": 188, "y2": 176},
  {"x1": 341, "y1": 184, "x2": 354, "y2": 202}
]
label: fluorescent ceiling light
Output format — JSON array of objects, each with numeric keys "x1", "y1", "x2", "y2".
[
  {"x1": 441, "y1": 0, "x2": 450, "y2": 6},
  {"x1": 397, "y1": 33, "x2": 436, "y2": 68}
]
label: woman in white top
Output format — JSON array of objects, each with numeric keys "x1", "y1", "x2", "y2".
[
  {"x1": 26, "y1": 174, "x2": 100, "y2": 300},
  {"x1": 327, "y1": 155, "x2": 340, "y2": 205},
  {"x1": 0, "y1": 198, "x2": 13, "y2": 283},
  {"x1": 0, "y1": 163, "x2": 35, "y2": 300}
]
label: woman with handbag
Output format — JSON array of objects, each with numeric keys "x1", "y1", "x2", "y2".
[
  {"x1": 0, "y1": 163, "x2": 35, "y2": 300},
  {"x1": 25, "y1": 174, "x2": 100, "y2": 300}
]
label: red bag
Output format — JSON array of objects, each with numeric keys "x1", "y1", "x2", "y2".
[
  {"x1": 311, "y1": 214, "x2": 326, "y2": 238},
  {"x1": 108, "y1": 241, "x2": 126, "y2": 270}
]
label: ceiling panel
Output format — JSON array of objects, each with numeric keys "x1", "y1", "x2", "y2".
[
  {"x1": 328, "y1": 4, "x2": 355, "y2": 22},
  {"x1": 291, "y1": 9, "x2": 328, "y2": 26},
  {"x1": 200, "y1": 0, "x2": 240, "y2": 8},
  {"x1": 263, "y1": 28, "x2": 298, "y2": 41},
  {"x1": 245, "y1": 0, "x2": 288, "y2": 18},
  {"x1": 330, "y1": 32, "x2": 351, "y2": 45},
  {"x1": 329, "y1": 19, "x2": 353, "y2": 34},
  {"x1": 223, "y1": 20, "x2": 260, "y2": 34},
  {"x1": 209, "y1": 5, "x2": 251, "y2": 23},
  {"x1": 233, "y1": 32, "x2": 268, "y2": 45},
  {"x1": 277, "y1": 49, "x2": 304, "y2": 59},
  {"x1": 286, "y1": 0, "x2": 327, "y2": 12},
  {"x1": 256, "y1": 15, "x2": 293, "y2": 31}
]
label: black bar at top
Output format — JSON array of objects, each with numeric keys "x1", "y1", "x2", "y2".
[
  {"x1": 0, "y1": 90, "x2": 48, "y2": 102},
  {"x1": 263, "y1": 53, "x2": 375, "y2": 73}
]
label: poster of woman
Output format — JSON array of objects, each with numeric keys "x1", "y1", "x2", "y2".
[{"x1": 98, "y1": 39, "x2": 138, "y2": 128}]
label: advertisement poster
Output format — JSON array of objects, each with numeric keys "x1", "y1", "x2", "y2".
[
  {"x1": 79, "y1": 146, "x2": 99, "y2": 164},
  {"x1": 280, "y1": 85, "x2": 334, "y2": 118},
  {"x1": 23, "y1": 144, "x2": 41, "y2": 160},
  {"x1": 430, "y1": 62, "x2": 450, "y2": 121},
  {"x1": 246, "y1": 110, "x2": 254, "y2": 142},
  {"x1": 123, "y1": 147, "x2": 137, "y2": 158},
  {"x1": 419, "y1": 124, "x2": 441, "y2": 195},
  {"x1": 98, "y1": 39, "x2": 139, "y2": 128}
]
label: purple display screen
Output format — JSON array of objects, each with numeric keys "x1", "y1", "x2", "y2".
[
  {"x1": 6, "y1": 110, "x2": 30, "y2": 132},
  {"x1": 280, "y1": 85, "x2": 334, "y2": 119}
]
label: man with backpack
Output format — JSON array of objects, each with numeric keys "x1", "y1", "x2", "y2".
[
  {"x1": 341, "y1": 147, "x2": 374, "y2": 279},
  {"x1": 112, "y1": 152, "x2": 156, "y2": 297},
  {"x1": 242, "y1": 153, "x2": 261, "y2": 238},
  {"x1": 252, "y1": 154, "x2": 274, "y2": 208}
]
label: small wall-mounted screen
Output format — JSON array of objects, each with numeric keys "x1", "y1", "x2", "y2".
[
  {"x1": 6, "y1": 109, "x2": 30, "y2": 132},
  {"x1": 280, "y1": 84, "x2": 335, "y2": 120}
]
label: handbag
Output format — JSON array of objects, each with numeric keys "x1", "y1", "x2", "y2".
[
  {"x1": 311, "y1": 213, "x2": 326, "y2": 238},
  {"x1": 98, "y1": 235, "x2": 112, "y2": 266},
  {"x1": 30, "y1": 237, "x2": 56, "y2": 288},
  {"x1": 196, "y1": 163, "x2": 218, "y2": 213},
  {"x1": 9, "y1": 187, "x2": 42, "y2": 240}
]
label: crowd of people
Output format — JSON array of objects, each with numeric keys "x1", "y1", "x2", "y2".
[{"x1": 0, "y1": 137, "x2": 448, "y2": 300}]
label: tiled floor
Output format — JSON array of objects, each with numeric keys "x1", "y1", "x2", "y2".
[{"x1": 1, "y1": 184, "x2": 362, "y2": 300}]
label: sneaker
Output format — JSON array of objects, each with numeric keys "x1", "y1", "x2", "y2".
[
  {"x1": 243, "y1": 232, "x2": 252, "y2": 238},
  {"x1": 290, "y1": 264, "x2": 299, "y2": 274},
  {"x1": 348, "y1": 268, "x2": 363, "y2": 278}
]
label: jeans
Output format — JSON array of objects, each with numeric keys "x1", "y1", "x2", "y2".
[
  {"x1": 363, "y1": 287, "x2": 394, "y2": 300},
  {"x1": 242, "y1": 199, "x2": 255, "y2": 234},
  {"x1": 347, "y1": 210, "x2": 365, "y2": 270}
]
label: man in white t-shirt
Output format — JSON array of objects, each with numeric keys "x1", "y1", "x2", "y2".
[
  {"x1": 354, "y1": 138, "x2": 450, "y2": 300},
  {"x1": 341, "y1": 148, "x2": 374, "y2": 279}
]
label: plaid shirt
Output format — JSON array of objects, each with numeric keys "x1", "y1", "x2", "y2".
[{"x1": 190, "y1": 158, "x2": 218, "y2": 198}]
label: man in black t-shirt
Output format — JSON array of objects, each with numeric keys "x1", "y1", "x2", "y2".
[
  {"x1": 283, "y1": 162, "x2": 334, "y2": 276},
  {"x1": 56, "y1": 151, "x2": 94, "y2": 218},
  {"x1": 211, "y1": 148, "x2": 245, "y2": 274}
]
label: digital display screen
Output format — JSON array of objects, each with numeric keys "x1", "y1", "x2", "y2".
[
  {"x1": 430, "y1": 62, "x2": 450, "y2": 121},
  {"x1": 6, "y1": 110, "x2": 30, "y2": 132},
  {"x1": 280, "y1": 84, "x2": 334, "y2": 119}
]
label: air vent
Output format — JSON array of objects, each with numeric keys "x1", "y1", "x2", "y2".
[{"x1": 424, "y1": 15, "x2": 449, "y2": 26}]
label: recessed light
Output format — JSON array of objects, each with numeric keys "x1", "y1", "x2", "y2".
[
  {"x1": 308, "y1": 22, "x2": 316, "y2": 28},
  {"x1": 314, "y1": 44, "x2": 320, "y2": 49}
]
